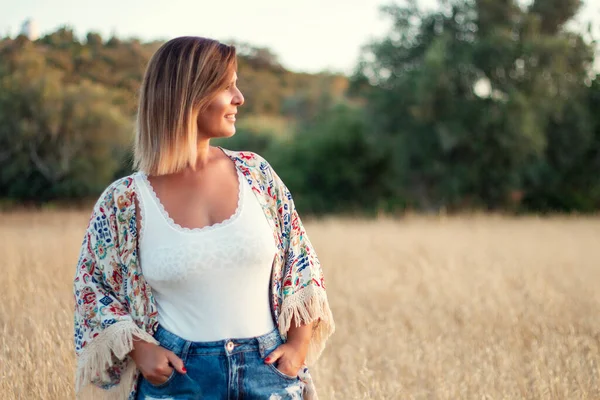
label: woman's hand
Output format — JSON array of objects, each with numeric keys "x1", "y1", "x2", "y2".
[
  {"x1": 264, "y1": 340, "x2": 309, "y2": 377},
  {"x1": 129, "y1": 339, "x2": 187, "y2": 386}
]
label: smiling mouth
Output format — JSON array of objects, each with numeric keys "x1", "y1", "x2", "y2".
[{"x1": 225, "y1": 114, "x2": 236, "y2": 121}]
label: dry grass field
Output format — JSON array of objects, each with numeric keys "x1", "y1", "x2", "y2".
[{"x1": 1, "y1": 211, "x2": 599, "y2": 399}]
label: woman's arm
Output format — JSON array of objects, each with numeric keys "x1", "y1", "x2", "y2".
[
  {"x1": 264, "y1": 161, "x2": 335, "y2": 366},
  {"x1": 74, "y1": 194, "x2": 159, "y2": 394},
  {"x1": 286, "y1": 316, "x2": 314, "y2": 348},
  {"x1": 264, "y1": 316, "x2": 313, "y2": 376}
]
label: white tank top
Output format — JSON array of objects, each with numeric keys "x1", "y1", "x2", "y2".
[{"x1": 135, "y1": 168, "x2": 277, "y2": 341}]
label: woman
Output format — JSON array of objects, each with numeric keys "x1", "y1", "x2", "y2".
[{"x1": 73, "y1": 36, "x2": 335, "y2": 400}]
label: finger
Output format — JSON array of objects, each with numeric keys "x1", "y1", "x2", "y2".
[
  {"x1": 152, "y1": 365, "x2": 173, "y2": 381},
  {"x1": 145, "y1": 366, "x2": 172, "y2": 386},
  {"x1": 149, "y1": 371, "x2": 171, "y2": 386},
  {"x1": 166, "y1": 351, "x2": 187, "y2": 374},
  {"x1": 264, "y1": 348, "x2": 282, "y2": 364}
]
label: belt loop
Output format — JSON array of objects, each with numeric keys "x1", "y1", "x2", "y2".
[
  {"x1": 258, "y1": 334, "x2": 269, "y2": 359},
  {"x1": 181, "y1": 339, "x2": 192, "y2": 362}
]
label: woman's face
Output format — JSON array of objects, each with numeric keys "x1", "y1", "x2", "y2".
[{"x1": 197, "y1": 71, "x2": 244, "y2": 139}]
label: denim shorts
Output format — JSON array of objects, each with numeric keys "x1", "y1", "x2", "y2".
[{"x1": 135, "y1": 324, "x2": 305, "y2": 399}]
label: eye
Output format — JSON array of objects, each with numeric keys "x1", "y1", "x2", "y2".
[{"x1": 225, "y1": 80, "x2": 237, "y2": 91}]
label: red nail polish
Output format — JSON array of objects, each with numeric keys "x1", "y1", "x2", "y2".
[
  {"x1": 265, "y1": 357, "x2": 270, "y2": 362},
  {"x1": 182, "y1": 367, "x2": 187, "y2": 373}
]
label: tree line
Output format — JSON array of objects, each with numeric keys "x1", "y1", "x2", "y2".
[{"x1": 1, "y1": 0, "x2": 599, "y2": 214}]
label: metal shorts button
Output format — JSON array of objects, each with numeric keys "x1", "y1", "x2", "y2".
[{"x1": 226, "y1": 341, "x2": 234, "y2": 351}]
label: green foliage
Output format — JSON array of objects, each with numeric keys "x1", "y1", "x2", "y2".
[
  {"x1": 212, "y1": 127, "x2": 277, "y2": 158},
  {"x1": 268, "y1": 102, "x2": 400, "y2": 215},
  {"x1": 1, "y1": 5, "x2": 599, "y2": 215},
  {"x1": 351, "y1": 0, "x2": 598, "y2": 212},
  {"x1": 522, "y1": 78, "x2": 600, "y2": 212},
  {"x1": 0, "y1": 39, "x2": 132, "y2": 200},
  {"x1": 0, "y1": 32, "x2": 348, "y2": 204}
]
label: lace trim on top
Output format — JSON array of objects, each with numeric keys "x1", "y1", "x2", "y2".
[{"x1": 137, "y1": 168, "x2": 245, "y2": 234}]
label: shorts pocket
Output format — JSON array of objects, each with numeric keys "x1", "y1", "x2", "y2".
[
  {"x1": 267, "y1": 363, "x2": 299, "y2": 381},
  {"x1": 146, "y1": 369, "x2": 176, "y2": 388},
  {"x1": 261, "y1": 336, "x2": 299, "y2": 381}
]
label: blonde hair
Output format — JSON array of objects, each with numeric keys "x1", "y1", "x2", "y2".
[{"x1": 133, "y1": 36, "x2": 237, "y2": 175}]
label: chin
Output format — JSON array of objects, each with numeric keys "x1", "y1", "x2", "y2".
[
  {"x1": 208, "y1": 131, "x2": 235, "y2": 140},
  {"x1": 223, "y1": 127, "x2": 236, "y2": 137}
]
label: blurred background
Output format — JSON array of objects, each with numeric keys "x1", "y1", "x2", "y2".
[
  {"x1": 1, "y1": 0, "x2": 599, "y2": 215},
  {"x1": 2, "y1": 1, "x2": 600, "y2": 399}
]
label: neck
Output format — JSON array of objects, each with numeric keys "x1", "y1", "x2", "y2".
[{"x1": 194, "y1": 139, "x2": 212, "y2": 170}]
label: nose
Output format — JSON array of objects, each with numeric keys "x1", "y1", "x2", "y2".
[{"x1": 233, "y1": 87, "x2": 244, "y2": 106}]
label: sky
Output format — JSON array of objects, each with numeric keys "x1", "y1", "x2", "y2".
[
  {"x1": 1, "y1": 0, "x2": 399, "y2": 74},
  {"x1": 1, "y1": 0, "x2": 599, "y2": 75}
]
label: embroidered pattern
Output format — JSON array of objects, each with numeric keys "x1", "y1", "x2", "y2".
[{"x1": 73, "y1": 149, "x2": 334, "y2": 400}]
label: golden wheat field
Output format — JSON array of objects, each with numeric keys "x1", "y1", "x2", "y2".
[{"x1": 1, "y1": 211, "x2": 599, "y2": 399}]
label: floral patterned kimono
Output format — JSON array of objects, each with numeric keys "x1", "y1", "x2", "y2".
[{"x1": 73, "y1": 148, "x2": 335, "y2": 400}]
